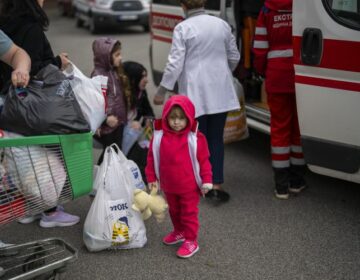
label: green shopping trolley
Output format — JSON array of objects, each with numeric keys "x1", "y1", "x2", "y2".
[{"x1": 0, "y1": 132, "x2": 93, "y2": 280}]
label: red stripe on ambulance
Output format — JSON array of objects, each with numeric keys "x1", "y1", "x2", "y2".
[
  {"x1": 293, "y1": 36, "x2": 360, "y2": 73},
  {"x1": 151, "y1": 12, "x2": 183, "y2": 32},
  {"x1": 295, "y1": 75, "x2": 360, "y2": 92}
]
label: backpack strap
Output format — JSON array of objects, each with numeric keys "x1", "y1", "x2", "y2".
[
  {"x1": 187, "y1": 125, "x2": 202, "y2": 188},
  {"x1": 152, "y1": 120, "x2": 163, "y2": 184}
]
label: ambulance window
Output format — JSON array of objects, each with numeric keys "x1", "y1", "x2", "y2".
[{"x1": 323, "y1": 0, "x2": 360, "y2": 30}]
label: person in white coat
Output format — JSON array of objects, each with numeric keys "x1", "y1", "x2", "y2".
[{"x1": 153, "y1": 0, "x2": 240, "y2": 202}]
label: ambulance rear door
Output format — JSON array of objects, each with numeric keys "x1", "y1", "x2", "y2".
[{"x1": 293, "y1": 0, "x2": 360, "y2": 183}]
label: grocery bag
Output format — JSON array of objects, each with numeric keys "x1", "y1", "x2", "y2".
[
  {"x1": 92, "y1": 160, "x2": 145, "y2": 195},
  {"x1": 223, "y1": 78, "x2": 249, "y2": 143},
  {"x1": 0, "y1": 65, "x2": 90, "y2": 135},
  {"x1": 63, "y1": 63, "x2": 107, "y2": 133},
  {"x1": 2, "y1": 131, "x2": 66, "y2": 207},
  {"x1": 126, "y1": 160, "x2": 145, "y2": 190},
  {"x1": 83, "y1": 181, "x2": 111, "y2": 251},
  {"x1": 83, "y1": 145, "x2": 147, "y2": 252}
]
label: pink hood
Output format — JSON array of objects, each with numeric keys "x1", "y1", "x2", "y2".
[
  {"x1": 265, "y1": 0, "x2": 292, "y2": 11},
  {"x1": 146, "y1": 95, "x2": 212, "y2": 193},
  {"x1": 161, "y1": 95, "x2": 196, "y2": 134}
]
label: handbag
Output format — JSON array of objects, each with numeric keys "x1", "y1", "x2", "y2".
[{"x1": 223, "y1": 78, "x2": 249, "y2": 144}]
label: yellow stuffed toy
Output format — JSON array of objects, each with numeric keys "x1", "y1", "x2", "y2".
[{"x1": 132, "y1": 188, "x2": 168, "y2": 223}]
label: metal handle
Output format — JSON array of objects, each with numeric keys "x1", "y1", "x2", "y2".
[{"x1": 301, "y1": 28, "x2": 323, "y2": 65}]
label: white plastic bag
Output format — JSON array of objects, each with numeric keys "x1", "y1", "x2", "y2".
[
  {"x1": 122, "y1": 123, "x2": 143, "y2": 156},
  {"x1": 64, "y1": 63, "x2": 107, "y2": 133},
  {"x1": 126, "y1": 160, "x2": 145, "y2": 190},
  {"x1": 92, "y1": 159, "x2": 145, "y2": 194},
  {"x1": 83, "y1": 182, "x2": 112, "y2": 251},
  {"x1": 114, "y1": 145, "x2": 146, "y2": 191},
  {"x1": 83, "y1": 145, "x2": 147, "y2": 252},
  {"x1": 3, "y1": 131, "x2": 66, "y2": 207}
]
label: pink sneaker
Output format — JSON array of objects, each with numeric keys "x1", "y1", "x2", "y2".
[
  {"x1": 176, "y1": 240, "x2": 199, "y2": 258},
  {"x1": 162, "y1": 231, "x2": 185, "y2": 245}
]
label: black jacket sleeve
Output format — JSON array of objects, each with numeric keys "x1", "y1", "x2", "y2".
[
  {"x1": 136, "y1": 90, "x2": 155, "y2": 121},
  {"x1": 21, "y1": 24, "x2": 61, "y2": 75}
]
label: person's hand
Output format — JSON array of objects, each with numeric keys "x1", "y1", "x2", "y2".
[
  {"x1": 148, "y1": 182, "x2": 158, "y2": 192},
  {"x1": 201, "y1": 183, "x2": 213, "y2": 197},
  {"x1": 106, "y1": 115, "x2": 119, "y2": 128},
  {"x1": 153, "y1": 94, "x2": 165, "y2": 105},
  {"x1": 95, "y1": 128, "x2": 101, "y2": 137},
  {"x1": 11, "y1": 68, "x2": 30, "y2": 88},
  {"x1": 131, "y1": 120, "x2": 142, "y2": 130},
  {"x1": 59, "y1": 52, "x2": 70, "y2": 70}
]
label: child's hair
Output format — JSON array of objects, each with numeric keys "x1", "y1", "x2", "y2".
[
  {"x1": 111, "y1": 42, "x2": 132, "y2": 109},
  {"x1": 168, "y1": 105, "x2": 186, "y2": 119},
  {"x1": 123, "y1": 61, "x2": 147, "y2": 110},
  {"x1": 179, "y1": 0, "x2": 206, "y2": 10}
]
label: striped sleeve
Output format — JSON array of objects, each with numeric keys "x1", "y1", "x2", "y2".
[{"x1": 252, "y1": 7, "x2": 269, "y2": 76}]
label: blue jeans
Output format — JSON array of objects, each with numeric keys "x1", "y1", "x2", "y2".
[{"x1": 197, "y1": 112, "x2": 227, "y2": 184}]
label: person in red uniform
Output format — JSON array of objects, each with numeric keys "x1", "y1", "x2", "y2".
[
  {"x1": 252, "y1": 0, "x2": 306, "y2": 199},
  {"x1": 145, "y1": 95, "x2": 213, "y2": 258}
]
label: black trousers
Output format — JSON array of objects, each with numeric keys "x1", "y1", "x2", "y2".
[
  {"x1": 127, "y1": 143, "x2": 148, "y2": 184},
  {"x1": 95, "y1": 124, "x2": 124, "y2": 165}
]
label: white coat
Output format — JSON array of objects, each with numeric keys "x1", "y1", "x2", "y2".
[{"x1": 160, "y1": 10, "x2": 241, "y2": 118}]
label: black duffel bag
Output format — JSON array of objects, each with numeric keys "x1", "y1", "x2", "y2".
[{"x1": 0, "y1": 64, "x2": 90, "y2": 136}]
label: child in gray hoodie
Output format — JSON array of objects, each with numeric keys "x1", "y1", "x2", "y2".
[{"x1": 91, "y1": 37, "x2": 131, "y2": 163}]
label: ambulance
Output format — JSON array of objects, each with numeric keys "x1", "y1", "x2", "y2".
[{"x1": 149, "y1": 0, "x2": 360, "y2": 184}]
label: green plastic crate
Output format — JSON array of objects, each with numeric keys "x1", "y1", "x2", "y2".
[{"x1": 0, "y1": 133, "x2": 93, "y2": 199}]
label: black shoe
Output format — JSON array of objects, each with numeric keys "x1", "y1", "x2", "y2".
[
  {"x1": 289, "y1": 183, "x2": 307, "y2": 194},
  {"x1": 205, "y1": 189, "x2": 230, "y2": 202},
  {"x1": 274, "y1": 185, "x2": 289, "y2": 200}
]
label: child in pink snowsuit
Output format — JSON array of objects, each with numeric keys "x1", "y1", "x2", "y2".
[{"x1": 145, "y1": 95, "x2": 213, "y2": 258}]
